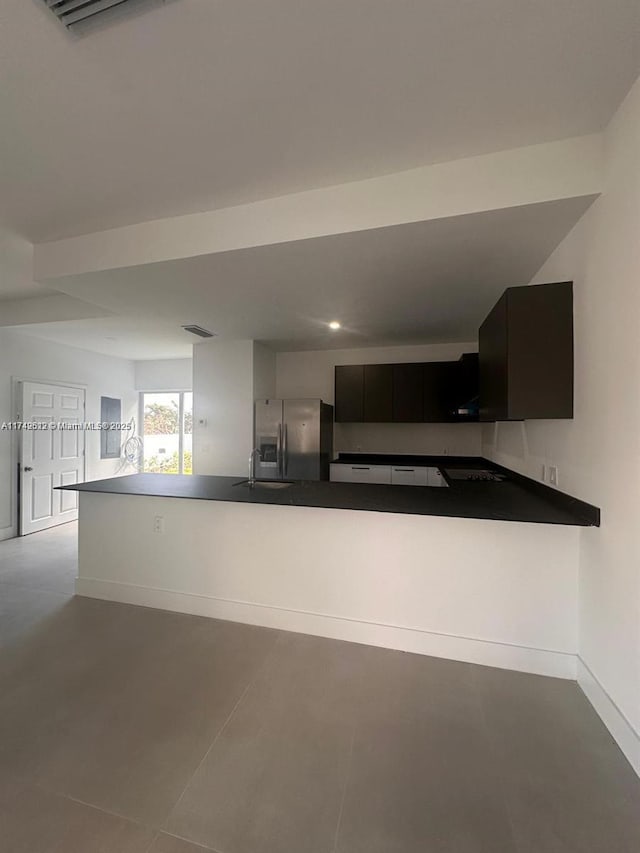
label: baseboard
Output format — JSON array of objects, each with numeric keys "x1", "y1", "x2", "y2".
[
  {"x1": 577, "y1": 657, "x2": 640, "y2": 777},
  {"x1": 76, "y1": 577, "x2": 577, "y2": 679},
  {"x1": 0, "y1": 525, "x2": 16, "y2": 542}
]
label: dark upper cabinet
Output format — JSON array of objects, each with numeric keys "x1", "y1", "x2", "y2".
[
  {"x1": 479, "y1": 294, "x2": 509, "y2": 421},
  {"x1": 424, "y1": 357, "x2": 479, "y2": 422},
  {"x1": 335, "y1": 354, "x2": 479, "y2": 423},
  {"x1": 363, "y1": 364, "x2": 393, "y2": 422},
  {"x1": 422, "y1": 362, "x2": 451, "y2": 422},
  {"x1": 479, "y1": 281, "x2": 574, "y2": 421},
  {"x1": 393, "y1": 363, "x2": 424, "y2": 422},
  {"x1": 334, "y1": 365, "x2": 364, "y2": 423},
  {"x1": 456, "y1": 353, "x2": 480, "y2": 411}
]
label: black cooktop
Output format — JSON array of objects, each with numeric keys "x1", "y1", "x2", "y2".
[{"x1": 443, "y1": 468, "x2": 507, "y2": 482}]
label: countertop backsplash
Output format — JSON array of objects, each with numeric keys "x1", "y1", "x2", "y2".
[{"x1": 334, "y1": 421, "x2": 482, "y2": 457}]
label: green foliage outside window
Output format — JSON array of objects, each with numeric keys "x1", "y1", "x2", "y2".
[
  {"x1": 144, "y1": 401, "x2": 193, "y2": 435},
  {"x1": 144, "y1": 450, "x2": 192, "y2": 475}
]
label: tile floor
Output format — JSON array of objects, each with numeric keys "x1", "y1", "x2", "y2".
[{"x1": 0, "y1": 522, "x2": 639, "y2": 852}]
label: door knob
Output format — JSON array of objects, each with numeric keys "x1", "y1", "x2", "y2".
[{"x1": 24, "y1": 466, "x2": 33, "y2": 472}]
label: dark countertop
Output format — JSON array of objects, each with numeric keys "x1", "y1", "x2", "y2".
[
  {"x1": 59, "y1": 455, "x2": 600, "y2": 527},
  {"x1": 332, "y1": 453, "x2": 487, "y2": 468}
]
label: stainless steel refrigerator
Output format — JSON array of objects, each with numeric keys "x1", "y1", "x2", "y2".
[{"x1": 254, "y1": 399, "x2": 333, "y2": 481}]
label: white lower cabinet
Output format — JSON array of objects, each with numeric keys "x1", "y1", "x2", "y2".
[
  {"x1": 391, "y1": 466, "x2": 429, "y2": 486},
  {"x1": 331, "y1": 463, "x2": 448, "y2": 487},
  {"x1": 329, "y1": 464, "x2": 392, "y2": 484}
]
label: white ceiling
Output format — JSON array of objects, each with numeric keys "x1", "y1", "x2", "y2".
[
  {"x1": 18, "y1": 197, "x2": 594, "y2": 358},
  {"x1": 13, "y1": 315, "x2": 194, "y2": 360},
  {"x1": 1, "y1": 0, "x2": 638, "y2": 242}
]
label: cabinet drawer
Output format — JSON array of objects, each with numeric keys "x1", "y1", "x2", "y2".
[
  {"x1": 331, "y1": 464, "x2": 447, "y2": 487},
  {"x1": 391, "y1": 466, "x2": 429, "y2": 486},
  {"x1": 330, "y1": 464, "x2": 391, "y2": 484}
]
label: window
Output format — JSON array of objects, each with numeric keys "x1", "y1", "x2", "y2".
[{"x1": 140, "y1": 392, "x2": 193, "y2": 475}]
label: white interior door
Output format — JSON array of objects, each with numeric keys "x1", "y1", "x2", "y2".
[{"x1": 20, "y1": 381, "x2": 86, "y2": 535}]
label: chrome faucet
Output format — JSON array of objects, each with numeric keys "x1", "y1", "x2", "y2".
[{"x1": 248, "y1": 447, "x2": 262, "y2": 486}]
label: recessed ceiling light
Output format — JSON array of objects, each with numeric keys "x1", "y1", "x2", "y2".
[{"x1": 329, "y1": 321, "x2": 341, "y2": 330}]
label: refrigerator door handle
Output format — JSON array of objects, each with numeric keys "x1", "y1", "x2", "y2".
[
  {"x1": 283, "y1": 423, "x2": 288, "y2": 476},
  {"x1": 276, "y1": 422, "x2": 283, "y2": 478}
]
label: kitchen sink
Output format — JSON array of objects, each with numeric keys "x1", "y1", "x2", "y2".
[{"x1": 233, "y1": 479, "x2": 295, "y2": 489}]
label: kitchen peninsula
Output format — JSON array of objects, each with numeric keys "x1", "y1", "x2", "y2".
[{"x1": 61, "y1": 457, "x2": 598, "y2": 681}]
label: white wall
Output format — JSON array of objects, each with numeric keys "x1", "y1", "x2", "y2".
[
  {"x1": 276, "y1": 341, "x2": 481, "y2": 456},
  {"x1": 0, "y1": 328, "x2": 137, "y2": 540},
  {"x1": 483, "y1": 75, "x2": 640, "y2": 773},
  {"x1": 0, "y1": 228, "x2": 35, "y2": 299},
  {"x1": 192, "y1": 339, "x2": 276, "y2": 477},
  {"x1": 252, "y1": 342, "x2": 276, "y2": 401},
  {"x1": 134, "y1": 358, "x2": 192, "y2": 391},
  {"x1": 77, "y1": 492, "x2": 580, "y2": 680},
  {"x1": 192, "y1": 339, "x2": 253, "y2": 476}
]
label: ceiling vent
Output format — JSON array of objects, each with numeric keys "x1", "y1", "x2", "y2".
[
  {"x1": 182, "y1": 325, "x2": 216, "y2": 339},
  {"x1": 43, "y1": 0, "x2": 157, "y2": 28}
]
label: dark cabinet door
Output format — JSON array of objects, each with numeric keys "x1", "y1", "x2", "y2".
[
  {"x1": 508, "y1": 283, "x2": 574, "y2": 419},
  {"x1": 334, "y1": 365, "x2": 364, "y2": 422},
  {"x1": 478, "y1": 282, "x2": 573, "y2": 421},
  {"x1": 335, "y1": 353, "x2": 481, "y2": 424},
  {"x1": 392, "y1": 363, "x2": 423, "y2": 422},
  {"x1": 457, "y1": 353, "x2": 479, "y2": 407},
  {"x1": 423, "y1": 362, "x2": 452, "y2": 422},
  {"x1": 363, "y1": 365, "x2": 393, "y2": 422},
  {"x1": 479, "y1": 292, "x2": 508, "y2": 422}
]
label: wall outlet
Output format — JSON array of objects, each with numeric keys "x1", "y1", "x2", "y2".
[
  {"x1": 541, "y1": 464, "x2": 546, "y2": 482},
  {"x1": 548, "y1": 466, "x2": 558, "y2": 487},
  {"x1": 153, "y1": 515, "x2": 165, "y2": 534}
]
